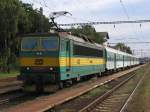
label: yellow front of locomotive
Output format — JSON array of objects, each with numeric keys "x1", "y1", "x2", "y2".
[{"x1": 19, "y1": 34, "x2": 60, "y2": 89}]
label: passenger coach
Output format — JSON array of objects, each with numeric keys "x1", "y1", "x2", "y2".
[{"x1": 104, "y1": 47, "x2": 139, "y2": 71}]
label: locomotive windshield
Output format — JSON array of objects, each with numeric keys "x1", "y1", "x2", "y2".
[
  {"x1": 21, "y1": 36, "x2": 58, "y2": 51},
  {"x1": 41, "y1": 37, "x2": 58, "y2": 50},
  {"x1": 21, "y1": 37, "x2": 38, "y2": 50}
]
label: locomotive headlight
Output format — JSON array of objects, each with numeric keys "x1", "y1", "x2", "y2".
[
  {"x1": 26, "y1": 67, "x2": 30, "y2": 70},
  {"x1": 49, "y1": 67, "x2": 53, "y2": 71}
]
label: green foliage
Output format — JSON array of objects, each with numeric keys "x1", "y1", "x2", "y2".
[
  {"x1": 70, "y1": 25, "x2": 107, "y2": 44},
  {"x1": 114, "y1": 43, "x2": 132, "y2": 54},
  {"x1": 0, "y1": 0, "x2": 21, "y2": 71},
  {"x1": 0, "y1": 70, "x2": 19, "y2": 78},
  {"x1": 18, "y1": 2, "x2": 50, "y2": 33},
  {"x1": 0, "y1": 0, "x2": 50, "y2": 72}
]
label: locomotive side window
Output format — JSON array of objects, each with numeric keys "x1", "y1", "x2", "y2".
[
  {"x1": 73, "y1": 44, "x2": 103, "y2": 57},
  {"x1": 61, "y1": 39, "x2": 66, "y2": 51}
]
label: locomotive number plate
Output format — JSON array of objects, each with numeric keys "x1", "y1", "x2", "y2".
[{"x1": 35, "y1": 59, "x2": 43, "y2": 65}]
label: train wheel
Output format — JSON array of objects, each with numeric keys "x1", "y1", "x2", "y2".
[
  {"x1": 72, "y1": 78, "x2": 78, "y2": 84},
  {"x1": 97, "y1": 73, "x2": 102, "y2": 77},
  {"x1": 68, "y1": 80, "x2": 73, "y2": 85},
  {"x1": 58, "y1": 81, "x2": 64, "y2": 89},
  {"x1": 36, "y1": 84, "x2": 44, "y2": 93}
]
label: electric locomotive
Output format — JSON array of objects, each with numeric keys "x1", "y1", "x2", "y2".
[{"x1": 19, "y1": 32, "x2": 105, "y2": 91}]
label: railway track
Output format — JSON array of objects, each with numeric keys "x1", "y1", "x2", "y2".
[
  {"x1": 0, "y1": 90, "x2": 46, "y2": 111},
  {"x1": 0, "y1": 81, "x2": 23, "y2": 94},
  {"x1": 0, "y1": 77, "x2": 17, "y2": 82},
  {"x1": 0, "y1": 76, "x2": 23, "y2": 95},
  {"x1": 0, "y1": 91, "x2": 25, "y2": 105},
  {"x1": 79, "y1": 67, "x2": 147, "y2": 112},
  {"x1": 0, "y1": 78, "x2": 46, "y2": 109}
]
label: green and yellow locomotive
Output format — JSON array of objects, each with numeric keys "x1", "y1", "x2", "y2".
[{"x1": 19, "y1": 32, "x2": 105, "y2": 91}]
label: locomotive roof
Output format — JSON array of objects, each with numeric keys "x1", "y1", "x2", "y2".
[
  {"x1": 59, "y1": 32, "x2": 104, "y2": 50},
  {"x1": 18, "y1": 33, "x2": 58, "y2": 37}
]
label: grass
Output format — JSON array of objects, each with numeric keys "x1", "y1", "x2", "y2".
[
  {"x1": 126, "y1": 64, "x2": 150, "y2": 112},
  {"x1": 80, "y1": 84, "x2": 109, "y2": 99},
  {"x1": 0, "y1": 70, "x2": 19, "y2": 79}
]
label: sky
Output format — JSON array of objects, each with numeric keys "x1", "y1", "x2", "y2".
[{"x1": 21, "y1": 0, "x2": 150, "y2": 57}]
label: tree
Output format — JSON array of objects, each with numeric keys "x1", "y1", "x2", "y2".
[
  {"x1": 18, "y1": 3, "x2": 50, "y2": 34},
  {"x1": 0, "y1": 1, "x2": 51, "y2": 72},
  {"x1": 114, "y1": 43, "x2": 132, "y2": 54},
  {"x1": 69, "y1": 25, "x2": 107, "y2": 44},
  {"x1": 0, "y1": 0, "x2": 21, "y2": 72}
]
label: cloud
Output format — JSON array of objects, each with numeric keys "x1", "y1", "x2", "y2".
[
  {"x1": 41, "y1": 0, "x2": 144, "y2": 12},
  {"x1": 21, "y1": 0, "x2": 150, "y2": 57},
  {"x1": 22, "y1": 0, "x2": 145, "y2": 14}
]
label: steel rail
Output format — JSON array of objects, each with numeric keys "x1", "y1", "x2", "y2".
[
  {"x1": 0, "y1": 93, "x2": 25, "y2": 105},
  {"x1": 119, "y1": 68, "x2": 148, "y2": 112},
  {"x1": 79, "y1": 73, "x2": 136, "y2": 112}
]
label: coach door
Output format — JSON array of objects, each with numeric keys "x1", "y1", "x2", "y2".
[{"x1": 66, "y1": 40, "x2": 71, "y2": 72}]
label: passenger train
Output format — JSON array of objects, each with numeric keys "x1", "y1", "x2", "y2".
[{"x1": 19, "y1": 32, "x2": 139, "y2": 91}]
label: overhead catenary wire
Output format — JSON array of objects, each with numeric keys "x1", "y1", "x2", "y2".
[
  {"x1": 118, "y1": 0, "x2": 147, "y2": 57},
  {"x1": 120, "y1": 0, "x2": 130, "y2": 20},
  {"x1": 119, "y1": 0, "x2": 140, "y2": 41},
  {"x1": 26, "y1": 1, "x2": 150, "y2": 27},
  {"x1": 109, "y1": 41, "x2": 150, "y2": 44},
  {"x1": 29, "y1": 0, "x2": 93, "y2": 24},
  {"x1": 58, "y1": 19, "x2": 150, "y2": 26},
  {"x1": 64, "y1": 15, "x2": 93, "y2": 23}
]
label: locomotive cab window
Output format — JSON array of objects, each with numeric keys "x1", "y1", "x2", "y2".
[
  {"x1": 73, "y1": 44, "x2": 103, "y2": 57},
  {"x1": 21, "y1": 36, "x2": 59, "y2": 51},
  {"x1": 21, "y1": 37, "x2": 39, "y2": 50},
  {"x1": 41, "y1": 37, "x2": 59, "y2": 50}
]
